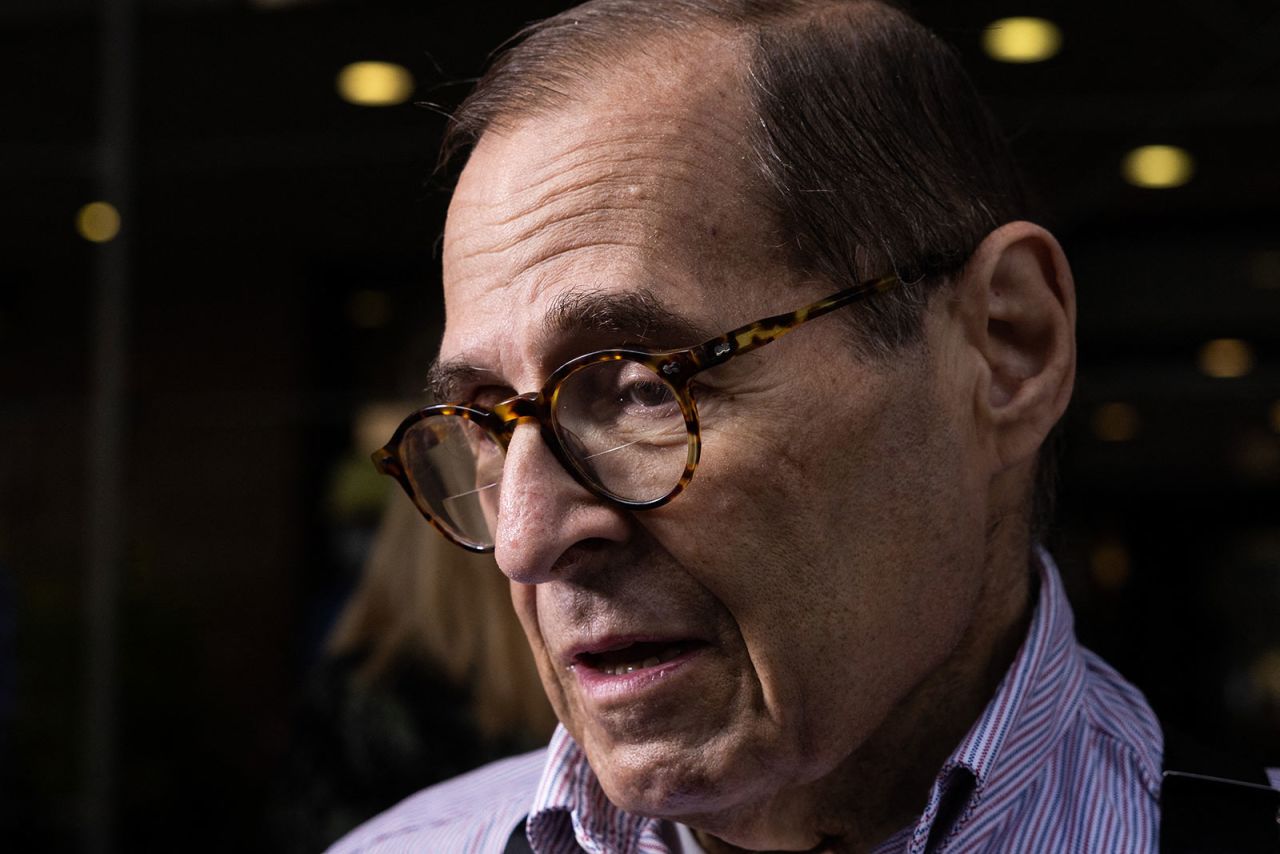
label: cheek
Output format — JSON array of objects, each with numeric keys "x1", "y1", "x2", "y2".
[
  {"x1": 510, "y1": 583, "x2": 574, "y2": 722},
  {"x1": 645, "y1": 358, "x2": 984, "y2": 754},
  {"x1": 638, "y1": 411, "x2": 859, "y2": 753}
]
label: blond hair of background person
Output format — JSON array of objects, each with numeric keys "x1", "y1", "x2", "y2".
[
  {"x1": 329, "y1": 491, "x2": 556, "y2": 744},
  {"x1": 274, "y1": 486, "x2": 555, "y2": 851}
]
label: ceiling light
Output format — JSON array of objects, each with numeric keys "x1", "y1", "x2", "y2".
[
  {"x1": 1198, "y1": 338, "x2": 1253, "y2": 378},
  {"x1": 336, "y1": 61, "x2": 414, "y2": 107},
  {"x1": 1122, "y1": 145, "x2": 1195, "y2": 189},
  {"x1": 1090, "y1": 539, "x2": 1131, "y2": 591},
  {"x1": 1091, "y1": 402, "x2": 1140, "y2": 442},
  {"x1": 75, "y1": 201, "x2": 121, "y2": 243},
  {"x1": 982, "y1": 17, "x2": 1063, "y2": 63}
]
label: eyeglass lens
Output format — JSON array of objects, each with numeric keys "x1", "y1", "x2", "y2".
[{"x1": 398, "y1": 358, "x2": 692, "y2": 548}]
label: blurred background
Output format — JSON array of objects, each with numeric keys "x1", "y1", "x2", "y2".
[{"x1": 1, "y1": 0, "x2": 1278, "y2": 851}]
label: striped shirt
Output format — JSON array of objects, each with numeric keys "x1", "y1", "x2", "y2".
[{"x1": 329, "y1": 549, "x2": 1163, "y2": 853}]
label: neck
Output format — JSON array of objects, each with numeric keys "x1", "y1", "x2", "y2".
[{"x1": 694, "y1": 522, "x2": 1037, "y2": 853}]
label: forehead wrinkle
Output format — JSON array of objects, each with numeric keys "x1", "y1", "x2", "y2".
[
  {"x1": 510, "y1": 116, "x2": 751, "y2": 205},
  {"x1": 444, "y1": 49, "x2": 765, "y2": 310},
  {"x1": 457, "y1": 145, "x2": 742, "y2": 266},
  {"x1": 447, "y1": 163, "x2": 746, "y2": 312},
  {"x1": 444, "y1": 166, "x2": 680, "y2": 295},
  {"x1": 515, "y1": 239, "x2": 655, "y2": 311},
  {"x1": 442, "y1": 38, "x2": 781, "y2": 391},
  {"x1": 449, "y1": 74, "x2": 754, "y2": 243}
]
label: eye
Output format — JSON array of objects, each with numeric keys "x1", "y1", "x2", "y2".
[
  {"x1": 621, "y1": 377, "x2": 676, "y2": 409},
  {"x1": 609, "y1": 363, "x2": 679, "y2": 418},
  {"x1": 557, "y1": 359, "x2": 682, "y2": 428}
]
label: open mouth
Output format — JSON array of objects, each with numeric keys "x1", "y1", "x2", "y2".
[{"x1": 575, "y1": 640, "x2": 704, "y2": 676}]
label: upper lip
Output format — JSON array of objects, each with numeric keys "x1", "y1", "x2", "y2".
[{"x1": 564, "y1": 633, "x2": 705, "y2": 666}]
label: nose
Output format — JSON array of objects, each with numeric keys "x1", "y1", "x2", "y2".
[{"x1": 492, "y1": 419, "x2": 630, "y2": 585}]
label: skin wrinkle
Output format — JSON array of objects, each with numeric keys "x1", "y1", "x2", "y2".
[
  {"x1": 518, "y1": 132, "x2": 741, "y2": 195},
  {"x1": 488, "y1": 154, "x2": 741, "y2": 255},
  {"x1": 468, "y1": 161, "x2": 680, "y2": 236},
  {"x1": 445, "y1": 67, "x2": 758, "y2": 320},
  {"x1": 511, "y1": 238, "x2": 657, "y2": 301},
  {"x1": 445, "y1": 148, "x2": 745, "y2": 316},
  {"x1": 449, "y1": 241, "x2": 645, "y2": 316},
  {"x1": 446, "y1": 202, "x2": 655, "y2": 262},
  {"x1": 474, "y1": 194, "x2": 656, "y2": 242},
  {"x1": 481, "y1": 116, "x2": 745, "y2": 232},
  {"x1": 466, "y1": 64, "x2": 750, "y2": 221}
]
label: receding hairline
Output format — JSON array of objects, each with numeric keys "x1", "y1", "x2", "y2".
[
  {"x1": 481, "y1": 29, "x2": 750, "y2": 142},
  {"x1": 440, "y1": 0, "x2": 904, "y2": 168}
]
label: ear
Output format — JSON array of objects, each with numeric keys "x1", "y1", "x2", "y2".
[{"x1": 957, "y1": 221, "x2": 1076, "y2": 473}]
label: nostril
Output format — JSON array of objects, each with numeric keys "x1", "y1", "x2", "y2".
[{"x1": 547, "y1": 538, "x2": 612, "y2": 577}]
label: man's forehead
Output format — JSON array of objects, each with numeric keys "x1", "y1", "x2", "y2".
[
  {"x1": 445, "y1": 91, "x2": 754, "y2": 247},
  {"x1": 438, "y1": 41, "x2": 785, "y2": 381},
  {"x1": 443, "y1": 34, "x2": 755, "y2": 254}
]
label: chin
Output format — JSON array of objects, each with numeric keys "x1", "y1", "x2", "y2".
[{"x1": 591, "y1": 733, "x2": 789, "y2": 824}]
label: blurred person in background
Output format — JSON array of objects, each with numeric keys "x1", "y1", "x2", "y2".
[{"x1": 275, "y1": 487, "x2": 555, "y2": 850}]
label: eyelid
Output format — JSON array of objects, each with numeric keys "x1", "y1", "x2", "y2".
[{"x1": 463, "y1": 384, "x2": 515, "y2": 409}]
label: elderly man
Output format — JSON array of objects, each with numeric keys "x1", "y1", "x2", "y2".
[{"x1": 336, "y1": 1, "x2": 1163, "y2": 851}]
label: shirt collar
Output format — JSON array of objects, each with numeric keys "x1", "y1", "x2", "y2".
[
  {"x1": 526, "y1": 725, "x2": 666, "y2": 854},
  {"x1": 892, "y1": 546, "x2": 1086, "y2": 851},
  {"x1": 526, "y1": 547, "x2": 1083, "y2": 854}
]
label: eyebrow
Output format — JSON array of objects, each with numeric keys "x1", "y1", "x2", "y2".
[
  {"x1": 425, "y1": 360, "x2": 495, "y2": 404},
  {"x1": 543, "y1": 287, "x2": 711, "y2": 347},
  {"x1": 425, "y1": 287, "x2": 714, "y2": 403}
]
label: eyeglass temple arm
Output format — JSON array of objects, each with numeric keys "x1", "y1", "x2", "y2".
[{"x1": 687, "y1": 274, "x2": 898, "y2": 370}]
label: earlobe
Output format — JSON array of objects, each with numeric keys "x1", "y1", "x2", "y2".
[{"x1": 962, "y1": 221, "x2": 1076, "y2": 472}]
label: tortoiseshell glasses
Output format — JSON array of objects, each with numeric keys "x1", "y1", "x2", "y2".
[{"x1": 373, "y1": 273, "x2": 899, "y2": 552}]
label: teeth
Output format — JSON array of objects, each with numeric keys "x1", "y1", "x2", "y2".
[{"x1": 600, "y1": 644, "x2": 685, "y2": 676}]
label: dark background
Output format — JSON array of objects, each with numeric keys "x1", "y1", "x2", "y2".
[{"x1": 1, "y1": 0, "x2": 1278, "y2": 851}]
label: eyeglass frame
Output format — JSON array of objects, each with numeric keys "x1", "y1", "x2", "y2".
[{"x1": 372, "y1": 272, "x2": 900, "y2": 553}]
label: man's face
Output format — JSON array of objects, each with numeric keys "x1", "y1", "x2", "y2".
[{"x1": 439, "y1": 52, "x2": 992, "y2": 825}]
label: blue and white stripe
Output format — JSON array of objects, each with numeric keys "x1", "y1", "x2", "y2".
[{"x1": 329, "y1": 549, "x2": 1162, "y2": 853}]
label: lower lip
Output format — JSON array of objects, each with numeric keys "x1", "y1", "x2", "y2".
[{"x1": 571, "y1": 646, "x2": 706, "y2": 704}]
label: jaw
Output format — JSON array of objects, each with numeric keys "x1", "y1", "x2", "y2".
[{"x1": 509, "y1": 569, "x2": 794, "y2": 819}]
